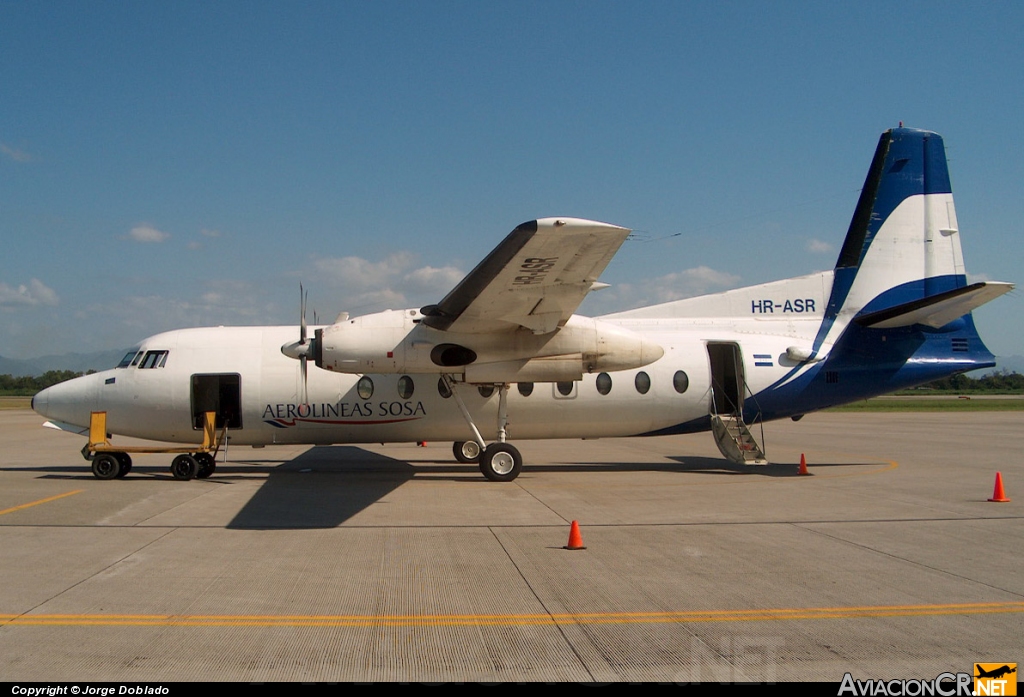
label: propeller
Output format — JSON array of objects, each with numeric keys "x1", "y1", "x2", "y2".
[{"x1": 280, "y1": 284, "x2": 312, "y2": 404}]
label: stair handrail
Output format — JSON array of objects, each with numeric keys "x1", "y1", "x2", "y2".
[{"x1": 741, "y1": 378, "x2": 766, "y2": 457}]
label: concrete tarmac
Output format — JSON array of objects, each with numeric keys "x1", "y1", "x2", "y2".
[{"x1": 0, "y1": 408, "x2": 1020, "y2": 682}]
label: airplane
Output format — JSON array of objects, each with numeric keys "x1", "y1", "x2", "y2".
[
  {"x1": 975, "y1": 665, "x2": 1016, "y2": 680},
  {"x1": 31, "y1": 127, "x2": 1014, "y2": 482}
]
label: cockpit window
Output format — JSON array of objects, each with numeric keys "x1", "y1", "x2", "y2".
[
  {"x1": 139, "y1": 350, "x2": 169, "y2": 369},
  {"x1": 130, "y1": 351, "x2": 145, "y2": 367},
  {"x1": 117, "y1": 350, "x2": 141, "y2": 368}
]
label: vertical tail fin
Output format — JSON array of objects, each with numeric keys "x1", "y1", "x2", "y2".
[{"x1": 830, "y1": 127, "x2": 967, "y2": 321}]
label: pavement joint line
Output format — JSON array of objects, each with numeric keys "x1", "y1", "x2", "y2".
[
  {"x1": 0, "y1": 489, "x2": 83, "y2": 516},
  {"x1": 2, "y1": 602, "x2": 1022, "y2": 627}
]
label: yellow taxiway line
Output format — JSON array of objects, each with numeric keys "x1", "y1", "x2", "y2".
[
  {"x1": 2, "y1": 601, "x2": 1022, "y2": 627},
  {"x1": 0, "y1": 490, "x2": 83, "y2": 517}
]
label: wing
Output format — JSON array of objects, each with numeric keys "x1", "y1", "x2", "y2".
[{"x1": 420, "y1": 217, "x2": 630, "y2": 334}]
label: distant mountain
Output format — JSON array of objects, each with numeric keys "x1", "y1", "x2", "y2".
[{"x1": 0, "y1": 349, "x2": 129, "y2": 377}]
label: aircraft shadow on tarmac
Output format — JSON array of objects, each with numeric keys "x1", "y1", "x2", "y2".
[
  {"x1": 226, "y1": 446, "x2": 418, "y2": 529},
  {"x1": 226, "y1": 448, "x2": 841, "y2": 528},
  {"x1": 13, "y1": 447, "x2": 881, "y2": 529},
  {"x1": 661, "y1": 457, "x2": 884, "y2": 477}
]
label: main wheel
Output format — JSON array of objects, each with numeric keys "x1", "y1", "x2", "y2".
[
  {"x1": 91, "y1": 453, "x2": 120, "y2": 480},
  {"x1": 479, "y1": 443, "x2": 522, "y2": 482},
  {"x1": 170, "y1": 454, "x2": 199, "y2": 481},
  {"x1": 114, "y1": 452, "x2": 132, "y2": 478},
  {"x1": 194, "y1": 452, "x2": 216, "y2": 479},
  {"x1": 453, "y1": 440, "x2": 482, "y2": 464}
]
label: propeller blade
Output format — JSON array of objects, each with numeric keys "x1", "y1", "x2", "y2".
[
  {"x1": 300, "y1": 355, "x2": 308, "y2": 405},
  {"x1": 300, "y1": 284, "x2": 308, "y2": 344}
]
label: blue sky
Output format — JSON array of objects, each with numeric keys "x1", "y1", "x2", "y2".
[{"x1": 1, "y1": 1, "x2": 1021, "y2": 361}]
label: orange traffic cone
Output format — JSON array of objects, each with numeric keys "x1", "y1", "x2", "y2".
[
  {"x1": 564, "y1": 520, "x2": 586, "y2": 550},
  {"x1": 988, "y1": 472, "x2": 1010, "y2": 502},
  {"x1": 798, "y1": 453, "x2": 809, "y2": 476}
]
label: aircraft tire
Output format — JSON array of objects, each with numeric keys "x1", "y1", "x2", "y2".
[
  {"x1": 92, "y1": 453, "x2": 121, "y2": 480},
  {"x1": 170, "y1": 454, "x2": 199, "y2": 481},
  {"x1": 194, "y1": 453, "x2": 216, "y2": 479},
  {"x1": 479, "y1": 443, "x2": 522, "y2": 482},
  {"x1": 114, "y1": 452, "x2": 132, "y2": 478},
  {"x1": 453, "y1": 440, "x2": 482, "y2": 464}
]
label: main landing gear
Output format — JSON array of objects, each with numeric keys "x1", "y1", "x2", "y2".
[{"x1": 444, "y1": 376, "x2": 523, "y2": 482}]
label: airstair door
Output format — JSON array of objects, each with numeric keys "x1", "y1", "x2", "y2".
[
  {"x1": 706, "y1": 342, "x2": 744, "y2": 416},
  {"x1": 706, "y1": 343, "x2": 767, "y2": 465}
]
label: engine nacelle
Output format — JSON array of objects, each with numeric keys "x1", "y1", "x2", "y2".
[{"x1": 314, "y1": 309, "x2": 663, "y2": 382}]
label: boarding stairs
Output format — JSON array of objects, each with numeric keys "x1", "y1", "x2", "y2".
[
  {"x1": 709, "y1": 386, "x2": 768, "y2": 466},
  {"x1": 711, "y1": 414, "x2": 768, "y2": 465}
]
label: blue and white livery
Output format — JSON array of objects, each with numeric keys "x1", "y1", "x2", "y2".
[{"x1": 33, "y1": 128, "x2": 1013, "y2": 481}]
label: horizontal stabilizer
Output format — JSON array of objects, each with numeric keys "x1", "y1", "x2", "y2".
[{"x1": 854, "y1": 282, "x2": 1013, "y2": 329}]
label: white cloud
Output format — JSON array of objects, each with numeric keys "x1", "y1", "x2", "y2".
[
  {"x1": 806, "y1": 238, "x2": 834, "y2": 254},
  {"x1": 0, "y1": 279, "x2": 59, "y2": 308},
  {"x1": 0, "y1": 142, "x2": 32, "y2": 162},
  {"x1": 582, "y1": 266, "x2": 742, "y2": 315},
  {"x1": 648, "y1": 266, "x2": 742, "y2": 302},
  {"x1": 405, "y1": 265, "x2": 465, "y2": 293},
  {"x1": 200, "y1": 228, "x2": 221, "y2": 237},
  {"x1": 128, "y1": 225, "x2": 169, "y2": 243},
  {"x1": 312, "y1": 251, "x2": 462, "y2": 312}
]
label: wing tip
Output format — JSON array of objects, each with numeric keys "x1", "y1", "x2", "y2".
[{"x1": 534, "y1": 217, "x2": 630, "y2": 233}]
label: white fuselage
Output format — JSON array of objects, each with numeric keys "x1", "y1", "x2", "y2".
[{"x1": 33, "y1": 278, "x2": 831, "y2": 448}]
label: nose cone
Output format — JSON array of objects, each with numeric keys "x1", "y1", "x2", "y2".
[{"x1": 32, "y1": 373, "x2": 102, "y2": 428}]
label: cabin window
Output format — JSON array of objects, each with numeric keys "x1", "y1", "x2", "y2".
[
  {"x1": 551, "y1": 381, "x2": 577, "y2": 399},
  {"x1": 478, "y1": 385, "x2": 495, "y2": 399},
  {"x1": 357, "y1": 376, "x2": 374, "y2": 399},
  {"x1": 517, "y1": 382, "x2": 534, "y2": 397},
  {"x1": 117, "y1": 350, "x2": 141, "y2": 368},
  {"x1": 596, "y1": 373, "x2": 612, "y2": 395},
  {"x1": 139, "y1": 350, "x2": 169, "y2": 369},
  {"x1": 437, "y1": 377, "x2": 452, "y2": 398},
  {"x1": 397, "y1": 375, "x2": 414, "y2": 399},
  {"x1": 635, "y1": 371, "x2": 651, "y2": 395},
  {"x1": 673, "y1": 370, "x2": 689, "y2": 394}
]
